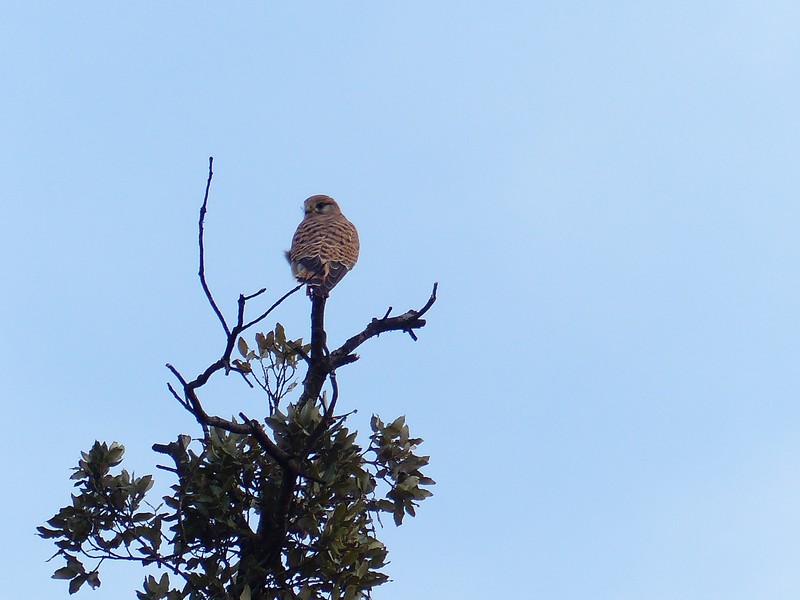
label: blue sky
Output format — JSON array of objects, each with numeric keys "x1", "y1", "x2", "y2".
[{"x1": 3, "y1": 2, "x2": 800, "y2": 598}]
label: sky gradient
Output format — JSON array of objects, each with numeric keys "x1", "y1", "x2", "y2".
[{"x1": 2, "y1": 2, "x2": 800, "y2": 598}]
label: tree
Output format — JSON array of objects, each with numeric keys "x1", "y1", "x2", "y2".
[{"x1": 39, "y1": 158, "x2": 437, "y2": 600}]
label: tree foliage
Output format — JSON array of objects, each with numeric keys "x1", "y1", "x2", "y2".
[{"x1": 39, "y1": 159, "x2": 437, "y2": 599}]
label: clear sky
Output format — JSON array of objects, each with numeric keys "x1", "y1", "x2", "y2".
[{"x1": 3, "y1": 2, "x2": 800, "y2": 598}]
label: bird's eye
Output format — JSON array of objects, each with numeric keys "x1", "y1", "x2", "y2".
[{"x1": 316, "y1": 203, "x2": 327, "y2": 211}]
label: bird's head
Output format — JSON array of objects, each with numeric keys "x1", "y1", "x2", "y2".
[{"x1": 303, "y1": 195, "x2": 341, "y2": 217}]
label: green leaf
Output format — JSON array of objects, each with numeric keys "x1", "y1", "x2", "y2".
[
  {"x1": 233, "y1": 359, "x2": 252, "y2": 373},
  {"x1": 157, "y1": 573, "x2": 170, "y2": 594},
  {"x1": 52, "y1": 567, "x2": 76, "y2": 580},
  {"x1": 370, "y1": 415, "x2": 382, "y2": 432},
  {"x1": 256, "y1": 332, "x2": 269, "y2": 355},
  {"x1": 343, "y1": 585, "x2": 358, "y2": 600},
  {"x1": 65, "y1": 555, "x2": 85, "y2": 575},
  {"x1": 106, "y1": 443, "x2": 125, "y2": 467},
  {"x1": 298, "y1": 585, "x2": 314, "y2": 600},
  {"x1": 239, "y1": 584, "x2": 252, "y2": 600},
  {"x1": 388, "y1": 415, "x2": 406, "y2": 431},
  {"x1": 37, "y1": 525, "x2": 61, "y2": 538},
  {"x1": 86, "y1": 571, "x2": 101, "y2": 590},
  {"x1": 398, "y1": 475, "x2": 419, "y2": 490},
  {"x1": 69, "y1": 575, "x2": 86, "y2": 595}
]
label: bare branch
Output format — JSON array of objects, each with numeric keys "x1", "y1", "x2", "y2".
[
  {"x1": 296, "y1": 295, "x2": 329, "y2": 409},
  {"x1": 166, "y1": 360, "x2": 298, "y2": 470},
  {"x1": 416, "y1": 281, "x2": 439, "y2": 317},
  {"x1": 243, "y1": 283, "x2": 303, "y2": 331},
  {"x1": 326, "y1": 371, "x2": 340, "y2": 419},
  {"x1": 306, "y1": 371, "x2": 340, "y2": 450},
  {"x1": 232, "y1": 368, "x2": 255, "y2": 388},
  {"x1": 242, "y1": 287, "x2": 267, "y2": 302},
  {"x1": 166, "y1": 382, "x2": 190, "y2": 411},
  {"x1": 47, "y1": 160, "x2": 439, "y2": 600},
  {"x1": 330, "y1": 282, "x2": 438, "y2": 369},
  {"x1": 166, "y1": 362, "x2": 189, "y2": 387},
  {"x1": 310, "y1": 295, "x2": 327, "y2": 361},
  {"x1": 176, "y1": 166, "x2": 435, "y2": 584},
  {"x1": 198, "y1": 156, "x2": 231, "y2": 337}
]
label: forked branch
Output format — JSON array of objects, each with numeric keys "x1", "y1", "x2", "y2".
[
  {"x1": 167, "y1": 160, "x2": 438, "y2": 580},
  {"x1": 330, "y1": 282, "x2": 438, "y2": 369}
]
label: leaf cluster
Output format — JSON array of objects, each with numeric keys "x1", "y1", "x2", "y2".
[
  {"x1": 232, "y1": 324, "x2": 309, "y2": 415},
  {"x1": 40, "y1": 166, "x2": 437, "y2": 600},
  {"x1": 367, "y1": 416, "x2": 434, "y2": 526},
  {"x1": 38, "y1": 441, "x2": 161, "y2": 595},
  {"x1": 40, "y1": 325, "x2": 434, "y2": 600}
]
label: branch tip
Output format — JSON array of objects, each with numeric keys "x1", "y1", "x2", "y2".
[{"x1": 198, "y1": 158, "x2": 230, "y2": 337}]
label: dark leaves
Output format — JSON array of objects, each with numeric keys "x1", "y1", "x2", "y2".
[
  {"x1": 41, "y1": 336, "x2": 433, "y2": 600},
  {"x1": 368, "y1": 415, "x2": 435, "y2": 526}
]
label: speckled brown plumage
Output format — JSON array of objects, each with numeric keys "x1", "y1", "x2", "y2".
[{"x1": 286, "y1": 195, "x2": 359, "y2": 297}]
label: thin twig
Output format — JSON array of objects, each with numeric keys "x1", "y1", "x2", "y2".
[
  {"x1": 166, "y1": 363, "x2": 189, "y2": 388},
  {"x1": 285, "y1": 339, "x2": 311, "y2": 365},
  {"x1": 327, "y1": 371, "x2": 339, "y2": 418},
  {"x1": 162, "y1": 162, "x2": 439, "y2": 588},
  {"x1": 416, "y1": 281, "x2": 439, "y2": 317},
  {"x1": 166, "y1": 382, "x2": 190, "y2": 411},
  {"x1": 243, "y1": 283, "x2": 303, "y2": 330},
  {"x1": 232, "y1": 368, "x2": 255, "y2": 388},
  {"x1": 198, "y1": 156, "x2": 230, "y2": 337},
  {"x1": 243, "y1": 288, "x2": 267, "y2": 301}
]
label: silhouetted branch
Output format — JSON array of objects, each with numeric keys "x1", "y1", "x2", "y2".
[
  {"x1": 42, "y1": 161, "x2": 438, "y2": 600},
  {"x1": 330, "y1": 282, "x2": 438, "y2": 369},
  {"x1": 286, "y1": 339, "x2": 311, "y2": 365},
  {"x1": 243, "y1": 283, "x2": 303, "y2": 330},
  {"x1": 183, "y1": 168, "x2": 438, "y2": 562},
  {"x1": 198, "y1": 157, "x2": 230, "y2": 338},
  {"x1": 242, "y1": 287, "x2": 267, "y2": 301},
  {"x1": 306, "y1": 371, "x2": 339, "y2": 450},
  {"x1": 166, "y1": 161, "x2": 305, "y2": 448},
  {"x1": 327, "y1": 371, "x2": 339, "y2": 418},
  {"x1": 175, "y1": 167, "x2": 436, "y2": 586}
]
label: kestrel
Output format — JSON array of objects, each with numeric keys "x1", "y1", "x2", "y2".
[{"x1": 286, "y1": 195, "x2": 359, "y2": 297}]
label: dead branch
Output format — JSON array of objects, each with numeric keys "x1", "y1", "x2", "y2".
[
  {"x1": 330, "y1": 282, "x2": 438, "y2": 369},
  {"x1": 198, "y1": 157, "x2": 230, "y2": 337},
  {"x1": 164, "y1": 161, "x2": 438, "y2": 584}
]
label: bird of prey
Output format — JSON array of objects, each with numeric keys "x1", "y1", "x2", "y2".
[{"x1": 286, "y1": 195, "x2": 359, "y2": 297}]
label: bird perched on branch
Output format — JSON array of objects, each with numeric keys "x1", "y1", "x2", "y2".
[{"x1": 286, "y1": 195, "x2": 360, "y2": 297}]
